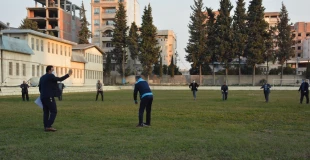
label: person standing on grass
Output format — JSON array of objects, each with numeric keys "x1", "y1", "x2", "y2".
[
  {"x1": 260, "y1": 81, "x2": 272, "y2": 103},
  {"x1": 298, "y1": 79, "x2": 309, "y2": 104},
  {"x1": 39, "y1": 65, "x2": 72, "y2": 132},
  {"x1": 189, "y1": 80, "x2": 199, "y2": 100},
  {"x1": 96, "y1": 80, "x2": 104, "y2": 101},
  {"x1": 134, "y1": 76, "x2": 153, "y2": 127},
  {"x1": 58, "y1": 82, "x2": 65, "y2": 101},
  {"x1": 20, "y1": 81, "x2": 29, "y2": 101},
  {"x1": 221, "y1": 82, "x2": 228, "y2": 101}
]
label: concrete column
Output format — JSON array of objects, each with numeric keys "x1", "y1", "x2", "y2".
[
  {"x1": 64, "y1": 0, "x2": 67, "y2": 11},
  {"x1": 57, "y1": 0, "x2": 60, "y2": 8},
  {"x1": 73, "y1": 5, "x2": 76, "y2": 18}
]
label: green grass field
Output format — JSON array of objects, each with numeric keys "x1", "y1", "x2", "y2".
[{"x1": 0, "y1": 90, "x2": 309, "y2": 159}]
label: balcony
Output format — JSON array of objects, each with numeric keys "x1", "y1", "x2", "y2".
[{"x1": 101, "y1": 13, "x2": 116, "y2": 19}]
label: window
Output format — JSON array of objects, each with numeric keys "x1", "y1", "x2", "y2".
[
  {"x1": 94, "y1": 8, "x2": 100, "y2": 14},
  {"x1": 14, "y1": 37, "x2": 20, "y2": 39},
  {"x1": 31, "y1": 38, "x2": 35, "y2": 50},
  {"x1": 56, "y1": 44, "x2": 58, "y2": 54},
  {"x1": 23, "y1": 64, "x2": 26, "y2": 76},
  {"x1": 48, "y1": 42, "x2": 50, "y2": 53},
  {"x1": 77, "y1": 70, "x2": 79, "y2": 78},
  {"x1": 94, "y1": 19, "x2": 100, "y2": 26},
  {"x1": 105, "y1": 20, "x2": 115, "y2": 26},
  {"x1": 64, "y1": 46, "x2": 67, "y2": 56},
  {"x1": 80, "y1": 70, "x2": 82, "y2": 79},
  {"x1": 68, "y1": 47, "x2": 71, "y2": 57},
  {"x1": 61, "y1": 68, "x2": 63, "y2": 75},
  {"x1": 94, "y1": 0, "x2": 99, "y2": 3},
  {"x1": 298, "y1": 46, "x2": 302, "y2": 50},
  {"x1": 32, "y1": 65, "x2": 35, "y2": 76},
  {"x1": 52, "y1": 43, "x2": 54, "y2": 53},
  {"x1": 105, "y1": 8, "x2": 116, "y2": 13},
  {"x1": 298, "y1": 40, "x2": 301, "y2": 44},
  {"x1": 60, "y1": 45, "x2": 62, "y2": 55},
  {"x1": 16, "y1": 63, "x2": 19, "y2": 76},
  {"x1": 36, "y1": 65, "x2": 40, "y2": 77},
  {"x1": 9, "y1": 62, "x2": 13, "y2": 75},
  {"x1": 298, "y1": 33, "x2": 301, "y2": 36},
  {"x1": 36, "y1": 39, "x2": 39, "y2": 51},
  {"x1": 41, "y1": 40, "x2": 44, "y2": 51}
]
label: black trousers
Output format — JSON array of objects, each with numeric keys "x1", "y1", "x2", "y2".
[
  {"x1": 139, "y1": 96, "x2": 153, "y2": 125},
  {"x1": 300, "y1": 92, "x2": 309, "y2": 104},
  {"x1": 222, "y1": 92, "x2": 228, "y2": 100},
  {"x1": 96, "y1": 91, "x2": 104, "y2": 101},
  {"x1": 41, "y1": 97, "x2": 57, "y2": 128},
  {"x1": 22, "y1": 92, "x2": 29, "y2": 101},
  {"x1": 264, "y1": 92, "x2": 270, "y2": 102},
  {"x1": 58, "y1": 90, "x2": 63, "y2": 101}
]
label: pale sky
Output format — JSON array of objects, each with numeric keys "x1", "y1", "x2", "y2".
[{"x1": 0, "y1": 0, "x2": 309, "y2": 69}]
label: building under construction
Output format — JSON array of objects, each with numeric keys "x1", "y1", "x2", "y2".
[{"x1": 27, "y1": 0, "x2": 82, "y2": 43}]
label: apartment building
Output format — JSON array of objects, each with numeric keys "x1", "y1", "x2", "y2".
[
  {"x1": 27, "y1": 0, "x2": 81, "y2": 43},
  {"x1": 91, "y1": 0, "x2": 140, "y2": 50},
  {"x1": 157, "y1": 30, "x2": 177, "y2": 66}
]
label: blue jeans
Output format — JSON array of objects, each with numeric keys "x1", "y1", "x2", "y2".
[
  {"x1": 192, "y1": 90, "x2": 197, "y2": 99},
  {"x1": 222, "y1": 92, "x2": 228, "y2": 100},
  {"x1": 41, "y1": 97, "x2": 57, "y2": 128}
]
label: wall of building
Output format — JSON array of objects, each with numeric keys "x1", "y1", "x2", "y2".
[
  {"x1": 82, "y1": 47, "x2": 104, "y2": 86},
  {"x1": 70, "y1": 61, "x2": 85, "y2": 86},
  {"x1": 157, "y1": 30, "x2": 177, "y2": 66}
]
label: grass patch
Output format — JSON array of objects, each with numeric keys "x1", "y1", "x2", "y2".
[{"x1": 0, "y1": 90, "x2": 309, "y2": 159}]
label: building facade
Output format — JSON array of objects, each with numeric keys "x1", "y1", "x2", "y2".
[
  {"x1": 157, "y1": 30, "x2": 177, "y2": 66},
  {"x1": 27, "y1": 0, "x2": 81, "y2": 43},
  {"x1": 72, "y1": 44, "x2": 104, "y2": 86},
  {"x1": 1, "y1": 29, "x2": 77, "y2": 86}
]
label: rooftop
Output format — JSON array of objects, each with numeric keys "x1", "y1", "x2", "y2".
[
  {"x1": 72, "y1": 44, "x2": 105, "y2": 55},
  {"x1": 1, "y1": 29, "x2": 77, "y2": 45},
  {"x1": 0, "y1": 35, "x2": 34, "y2": 55}
]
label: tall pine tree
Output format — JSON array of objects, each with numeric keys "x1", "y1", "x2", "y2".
[
  {"x1": 245, "y1": 0, "x2": 269, "y2": 86},
  {"x1": 128, "y1": 22, "x2": 139, "y2": 74},
  {"x1": 111, "y1": 2, "x2": 129, "y2": 81},
  {"x1": 185, "y1": 0, "x2": 208, "y2": 84},
  {"x1": 104, "y1": 52, "x2": 112, "y2": 77},
  {"x1": 214, "y1": 0, "x2": 233, "y2": 84},
  {"x1": 232, "y1": 0, "x2": 247, "y2": 85},
  {"x1": 78, "y1": 1, "x2": 91, "y2": 44},
  {"x1": 169, "y1": 55, "x2": 175, "y2": 77},
  {"x1": 206, "y1": 8, "x2": 217, "y2": 85},
  {"x1": 139, "y1": 4, "x2": 160, "y2": 80},
  {"x1": 19, "y1": 17, "x2": 39, "y2": 31},
  {"x1": 264, "y1": 26, "x2": 277, "y2": 82},
  {"x1": 277, "y1": 3, "x2": 294, "y2": 83}
]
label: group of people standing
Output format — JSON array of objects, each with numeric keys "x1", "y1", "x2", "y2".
[
  {"x1": 188, "y1": 79, "x2": 310, "y2": 104},
  {"x1": 20, "y1": 65, "x2": 309, "y2": 132}
]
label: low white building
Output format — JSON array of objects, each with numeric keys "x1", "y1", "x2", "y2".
[
  {"x1": 72, "y1": 44, "x2": 104, "y2": 86},
  {"x1": 0, "y1": 29, "x2": 90, "y2": 86}
]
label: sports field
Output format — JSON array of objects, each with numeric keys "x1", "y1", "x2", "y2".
[{"x1": 0, "y1": 90, "x2": 309, "y2": 159}]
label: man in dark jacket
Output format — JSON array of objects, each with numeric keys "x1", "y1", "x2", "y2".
[
  {"x1": 299, "y1": 79, "x2": 309, "y2": 104},
  {"x1": 39, "y1": 65, "x2": 72, "y2": 132},
  {"x1": 189, "y1": 80, "x2": 199, "y2": 100},
  {"x1": 221, "y1": 82, "x2": 228, "y2": 101},
  {"x1": 20, "y1": 81, "x2": 29, "y2": 101},
  {"x1": 261, "y1": 81, "x2": 272, "y2": 102},
  {"x1": 134, "y1": 76, "x2": 153, "y2": 127},
  {"x1": 58, "y1": 82, "x2": 65, "y2": 101}
]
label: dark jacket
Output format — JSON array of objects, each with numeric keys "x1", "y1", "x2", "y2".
[
  {"x1": 221, "y1": 85, "x2": 228, "y2": 92},
  {"x1": 299, "y1": 82, "x2": 309, "y2": 93},
  {"x1": 261, "y1": 84, "x2": 271, "y2": 93},
  {"x1": 134, "y1": 78, "x2": 153, "y2": 101},
  {"x1": 39, "y1": 74, "x2": 69, "y2": 98},
  {"x1": 20, "y1": 84, "x2": 29, "y2": 93},
  {"x1": 189, "y1": 82, "x2": 199, "y2": 91}
]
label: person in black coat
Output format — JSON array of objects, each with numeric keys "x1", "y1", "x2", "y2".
[
  {"x1": 261, "y1": 81, "x2": 272, "y2": 102},
  {"x1": 189, "y1": 80, "x2": 199, "y2": 100},
  {"x1": 20, "y1": 81, "x2": 29, "y2": 101},
  {"x1": 39, "y1": 65, "x2": 72, "y2": 132},
  {"x1": 58, "y1": 82, "x2": 65, "y2": 101},
  {"x1": 134, "y1": 76, "x2": 153, "y2": 127},
  {"x1": 298, "y1": 79, "x2": 309, "y2": 104},
  {"x1": 221, "y1": 82, "x2": 228, "y2": 101}
]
